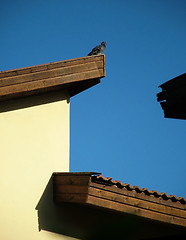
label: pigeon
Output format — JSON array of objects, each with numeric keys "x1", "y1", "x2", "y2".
[{"x1": 88, "y1": 42, "x2": 106, "y2": 56}]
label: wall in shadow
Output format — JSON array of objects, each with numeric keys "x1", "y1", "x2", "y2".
[
  {"x1": 35, "y1": 175, "x2": 135, "y2": 239},
  {"x1": 36, "y1": 175, "x2": 77, "y2": 237},
  {"x1": 0, "y1": 90, "x2": 69, "y2": 113}
]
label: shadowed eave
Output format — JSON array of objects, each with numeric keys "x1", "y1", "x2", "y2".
[{"x1": 53, "y1": 172, "x2": 186, "y2": 228}]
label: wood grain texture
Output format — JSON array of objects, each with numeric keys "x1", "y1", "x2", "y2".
[
  {"x1": 86, "y1": 195, "x2": 186, "y2": 227},
  {"x1": 89, "y1": 182, "x2": 186, "y2": 210},
  {"x1": 54, "y1": 193, "x2": 87, "y2": 203},
  {"x1": 54, "y1": 175, "x2": 91, "y2": 185},
  {"x1": 53, "y1": 173, "x2": 186, "y2": 228},
  {"x1": 0, "y1": 55, "x2": 105, "y2": 101},
  {"x1": 88, "y1": 185, "x2": 186, "y2": 219},
  {"x1": 0, "y1": 55, "x2": 105, "y2": 78}
]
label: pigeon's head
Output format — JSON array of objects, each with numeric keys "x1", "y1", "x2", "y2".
[{"x1": 101, "y1": 41, "x2": 106, "y2": 46}]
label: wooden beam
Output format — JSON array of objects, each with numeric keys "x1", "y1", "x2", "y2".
[
  {"x1": 0, "y1": 55, "x2": 105, "y2": 101},
  {"x1": 89, "y1": 182, "x2": 186, "y2": 210},
  {"x1": 53, "y1": 173, "x2": 186, "y2": 228},
  {"x1": 54, "y1": 193, "x2": 87, "y2": 203},
  {"x1": 0, "y1": 55, "x2": 105, "y2": 78},
  {"x1": 86, "y1": 195, "x2": 186, "y2": 228},
  {"x1": 88, "y1": 185, "x2": 186, "y2": 219},
  {"x1": 54, "y1": 175, "x2": 91, "y2": 185}
]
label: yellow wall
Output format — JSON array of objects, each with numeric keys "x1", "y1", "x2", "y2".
[{"x1": 0, "y1": 91, "x2": 76, "y2": 240}]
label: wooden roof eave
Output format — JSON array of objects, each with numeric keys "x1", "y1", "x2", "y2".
[
  {"x1": 0, "y1": 55, "x2": 105, "y2": 101},
  {"x1": 53, "y1": 172, "x2": 186, "y2": 228}
]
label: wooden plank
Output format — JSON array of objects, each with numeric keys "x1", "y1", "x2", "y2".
[
  {"x1": 88, "y1": 186, "x2": 186, "y2": 219},
  {"x1": 54, "y1": 193, "x2": 87, "y2": 203},
  {"x1": 0, "y1": 55, "x2": 105, "y2": 100},
  {"x1": 47, "y1": 55, "x2": 105, "y2": 71},
  {"x1": 0, "y1": 70, "x2": 102, "y2": 100},
  {"x1": 54, "y1": 175, "x2": 91, "y2": 185},
  {"x1": 54, "y1": 185, "x2": 88, "y2": 194},
  {"x1": 52, "y1": 174, "x2": 186, "y2": 228},
  {"x1": 0, "y1": 55, "x2": 105, "y2": 78},
  {"x1": 0, "y1": 61, "x2": 104, "y2": 87},
  {"x1": 89, "y1": 182, "x2": 186, "y2": 210},
  {"x1": 86, "y1": 195, "x2": 186, "y2": 227}
]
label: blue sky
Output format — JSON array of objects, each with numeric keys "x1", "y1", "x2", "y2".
[{"x1": 1, "y1": 0, "x2": 186, "y2": 198}]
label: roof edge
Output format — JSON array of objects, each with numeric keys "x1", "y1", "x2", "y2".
[
  {"x1": 0, "y1": 55, "x2": 106, "y2": 101},
  {"x1": 53, "y1": 172, "x2": 186, "y2": 228}
]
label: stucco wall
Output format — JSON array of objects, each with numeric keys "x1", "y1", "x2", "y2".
[{"x1": 0, "y1": 91, "x2": 76, "y2": 240}]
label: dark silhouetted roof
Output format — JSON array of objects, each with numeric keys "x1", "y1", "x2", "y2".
[{"x1": 157, "y1": 73, "x2": 186, "y2": 119}]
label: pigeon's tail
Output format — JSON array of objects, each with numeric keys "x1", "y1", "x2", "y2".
[{"x1": 88, "y1": 52, "x2": 93, "y2": 56}]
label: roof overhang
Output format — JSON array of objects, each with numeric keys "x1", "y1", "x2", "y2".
[
  {"x1": 157, "y1": 73, "x2": 186, "y2": 120},
  {"x1": 53, "y1": 172, "x2": 186, "y2": 229},
  {"x1": 0, "y1": 55, "x2": 105, "y2": 101}
]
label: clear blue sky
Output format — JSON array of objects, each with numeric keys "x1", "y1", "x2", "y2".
[{"x1": 1, "y1": 0, "x2": 186, "y2": 198}]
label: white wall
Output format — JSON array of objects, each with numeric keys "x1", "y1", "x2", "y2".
[{"x1": 0, "y1": 91, "x2": 76, "y2": 240}]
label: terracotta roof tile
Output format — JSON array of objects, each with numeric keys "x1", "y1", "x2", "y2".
[{"x1": 91, "y1": 174, "x2": 186, "y2": 205}]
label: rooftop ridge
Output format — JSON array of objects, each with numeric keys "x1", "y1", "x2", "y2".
[{"x1": 91, "y1": 174, "x2": 186, "y2": 205}]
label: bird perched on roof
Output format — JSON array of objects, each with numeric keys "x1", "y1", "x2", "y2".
[{"x1": 88, "y1": 42, "x2": 106, "y2": 56}]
